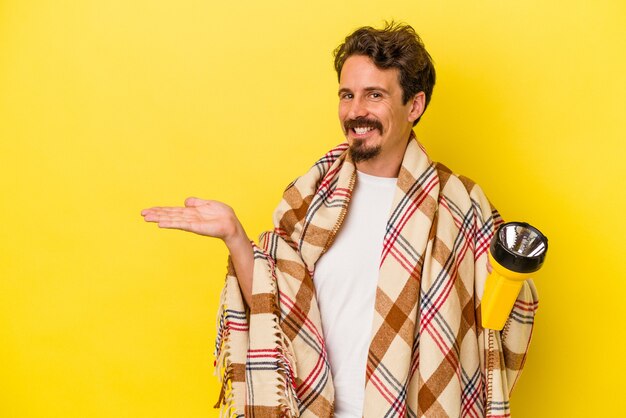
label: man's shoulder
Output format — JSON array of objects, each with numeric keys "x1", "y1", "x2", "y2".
[
  {"x1": 283, "y1": 142, "x2": 348, "y2": 193},
  {"x1": 433, "y1": 161, "x2": 479, "y2": 195},
  {"x1": 432, "y1": 161, "x2": 495, "y2": 215}
]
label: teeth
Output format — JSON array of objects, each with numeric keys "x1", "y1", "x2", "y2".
[{"x1": 354, "y1": 127, "x2": 374, "y2": 134}]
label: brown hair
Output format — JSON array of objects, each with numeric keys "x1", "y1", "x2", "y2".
[{"x1": 333, "y1": 22, "x2": 436, "y2": 125}]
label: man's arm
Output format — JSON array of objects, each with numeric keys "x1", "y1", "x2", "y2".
[{"x1": 141, "y1": 197, "x2": 253, "y2": 306}]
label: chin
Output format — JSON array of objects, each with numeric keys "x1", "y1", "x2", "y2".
[{"x1": 349, "y1": 142, "x2": 381, "y2": 163}]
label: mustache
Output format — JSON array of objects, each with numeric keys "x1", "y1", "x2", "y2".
[{"x1": 344, "y1": 117, "x2": 383, "y2": 134}]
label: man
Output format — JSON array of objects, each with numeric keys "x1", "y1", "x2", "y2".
[{"x1": 142, "y1": 22, "x2": 537, "y2": 418}]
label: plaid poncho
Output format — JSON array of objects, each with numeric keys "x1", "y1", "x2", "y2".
[{"x1": 214, "y1": 136, "x2": 538, "y2": 417}]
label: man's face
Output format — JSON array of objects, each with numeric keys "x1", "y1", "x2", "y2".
[{"x1": 338, "y1": 55, "x2": 418, "y2": 164}]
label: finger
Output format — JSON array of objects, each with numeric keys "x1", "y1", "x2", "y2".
[
  {"x1": 142, "y1": 207, "x2": 189, "y2": 217},
  {"x1": 161, "y1": 215, "x2": 193, "y2": 223},
  {"x1": 141, "y1": 207, "x2": 172, "y2": 216},
  {"x1": 185, "y1": 197, "x2": 210, "y2": 207},
  {"x1": 142, "y1": 207, "x2": 171, "y2": 216},
  {"x1": 144, "y1": 212, "x2": 196, "y2": 223},
  {"x1": 150, "y1": 206, "x2": 184, "y2": 212},
  {"x1": 143, "y1": 213, "x2": 161, "y2": 222},
  {"x1": 158, "y1": 220, "x2": 194, "y2": 231}
]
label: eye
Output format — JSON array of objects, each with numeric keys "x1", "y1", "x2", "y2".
[
  {"x1": 368, "y1": 92, "x2": 383, "y2": 99},
  {"x1": 340, "y1": 92, "x2": 354, "y2": 100}
]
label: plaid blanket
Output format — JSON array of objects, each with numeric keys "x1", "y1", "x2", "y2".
[{"x1": 214, "y1": 136, "x2": 538, "y2": 417}]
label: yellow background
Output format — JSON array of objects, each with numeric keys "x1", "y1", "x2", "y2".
[{"x1": 1, "y1": 1, "x2": 624, "y2": 417}]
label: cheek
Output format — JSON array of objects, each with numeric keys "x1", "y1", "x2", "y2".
[
  {"x1": 385, "y1": 106, "x2": 407, "y2": 127},
  {"x1": 338, "y1": 102, "x2": 348, "y2": 119},
  {"x1": 377, "y1": 101, "x2": 395, "y2": 118}
]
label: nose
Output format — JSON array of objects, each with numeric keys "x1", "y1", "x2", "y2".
[{"x1": 347, "y1": 96, "x2": 368, "y2": 119}]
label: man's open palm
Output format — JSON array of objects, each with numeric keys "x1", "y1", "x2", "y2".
[{"x1": 141, "y1": 197, "x2": 239, "y2": 241}]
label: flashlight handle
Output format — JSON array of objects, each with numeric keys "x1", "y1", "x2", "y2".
[{"x1": 481, "y1": 272, "x2": 525, "y2": 330}]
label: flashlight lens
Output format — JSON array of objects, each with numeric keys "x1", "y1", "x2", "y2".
[
  {"x1": 491, "y1": 222, "x2": 548, "y2": 273},
  {"x1": 501, "y1": 223, "x2": 547, "y2": 257}
]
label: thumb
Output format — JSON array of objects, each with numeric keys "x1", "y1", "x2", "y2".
[{"x1": 184, "y1": 197, "x2": 209, "y2": 207}]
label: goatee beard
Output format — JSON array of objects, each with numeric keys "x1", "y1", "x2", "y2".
[
  {"x1": 344, "y1": 116, "x2": 383, "y2": 163},
  {"x1": 349, "y1": 140, "x2": 381, "y2": 163}
]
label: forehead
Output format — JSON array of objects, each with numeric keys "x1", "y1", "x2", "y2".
[{"x1": 338, "y1": 55, "x2": 401, "y2": 92}]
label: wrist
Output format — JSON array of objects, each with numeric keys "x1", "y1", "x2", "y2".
[{"x1": 223, "y1": 223, "x2": 250, "y2": 252}]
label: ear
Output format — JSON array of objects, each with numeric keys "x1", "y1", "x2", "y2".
[{"x1": 407, "y1": 92, "x2": 426, "y2": 124}]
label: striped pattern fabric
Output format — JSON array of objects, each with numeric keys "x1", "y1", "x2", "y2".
[{"x1": 214, "y1": 135, "x2": 538, "y2": 417}]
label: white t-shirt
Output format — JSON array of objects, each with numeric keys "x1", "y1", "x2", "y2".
[{"x1": 313, "y1": 171, "x2": 397, "y2": 418}]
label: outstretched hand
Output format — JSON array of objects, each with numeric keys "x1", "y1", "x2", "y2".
[
  {"x1": 141, "y1": 197, "x2": 243, "y2": 245},
  {"x1": 142, "y1": 197, "x2": 254, "y2": 305}
]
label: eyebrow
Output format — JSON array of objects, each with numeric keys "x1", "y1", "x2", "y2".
[{"x1": 338, "y1": 86, "x2": 390, "y2": 96}]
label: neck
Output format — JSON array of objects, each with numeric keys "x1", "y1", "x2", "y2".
[{"x1": 355, "y1": 154, "x2": 404, "y2": 178}]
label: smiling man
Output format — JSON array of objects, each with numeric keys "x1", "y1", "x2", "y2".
[
  {"x1": 142, "y1": 22, "x2": 538, "y2": 418},
  {"x1": 338, "y1": 54, "x2": 422, "y2": 175}
]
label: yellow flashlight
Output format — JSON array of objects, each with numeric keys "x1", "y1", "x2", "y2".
[{"x1": 481, "y1": 222, "x2": 548, "y2": 330}]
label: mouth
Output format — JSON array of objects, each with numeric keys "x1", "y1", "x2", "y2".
[
  {"x1": 353, "y1": 126, "x2": 376, "y2": 136},
  {"x1": 344, "y1": 118, "x2": 383, "y2": 139}
]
